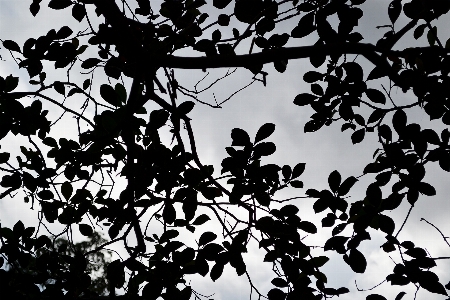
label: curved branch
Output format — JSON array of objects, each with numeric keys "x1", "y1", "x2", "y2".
[
  {"x1": 154, "y1": 43, "x2": 427, "y2": 88},
  {"x1": 158, "y1": 44, "x2": 395, "y2": 68},
  {"x1": 420, "y1": 218, "x2": 450, "y2": 247}
]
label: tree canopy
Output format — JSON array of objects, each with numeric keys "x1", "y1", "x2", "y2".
[{"x1": 0, "y1": 0, "x2": 450, "y2": 299}]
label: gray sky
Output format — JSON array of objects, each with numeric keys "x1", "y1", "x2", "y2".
[{"x1": 1, "y1": 1, "x2": 449, "y2": 299}]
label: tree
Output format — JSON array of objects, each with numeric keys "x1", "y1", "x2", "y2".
[
  {"x1": 0, "y1": 0, "x2": 450, "y2": 299},
  {"x1": 1, "y1": 230, "x2": 112, "y2": 297}
]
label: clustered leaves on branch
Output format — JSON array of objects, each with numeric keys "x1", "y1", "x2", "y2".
[{"x1": 1, "y1": 0, "x2": 450, "y2": 300}]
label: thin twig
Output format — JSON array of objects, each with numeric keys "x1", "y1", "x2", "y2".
[
  {"x1": 420, "y1": 218, "x2": 450, "y2": 247},
  {"x1": 395, "y1": 205, "x2": 414, "y2": 238}
]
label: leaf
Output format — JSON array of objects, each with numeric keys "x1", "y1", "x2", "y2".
[
  {"x1": 338, "y1": 176, "x2": 357, "y2": 196},
  {"x1": 48, "y1": 0, "x2": 73, "y2": 10},
  {"x1": 343, "y1": 62, "x2": 364, "y2": 82},
  {"x1": 255, "y1": 123, "x2": 275, "y2": 144},
  {"x1": 303, "y1": 71, "x2": 323, "y2": 83},
  {"x1": 213, "y1": 0, "x2": 232, "y2": 9},
  {"x1": 415, "y1": 257, "x2": 436, "y2": 269},
  {"x1": 200, "y1": 243, "x2": 224, "y2": 261},
  {"x1": 427, "y1": 26, "x2": 437, "y2": 46},
  {"x1": 193, "y1": 214, "x2": 210, "y2": 225},
  {"x1": 281, "y1": 165, "x2": 292, "y2": 180},
  {"x1": 231, "y1": 128, "x2": 251, "y2": 146},
  {"x1": 163, "y1": 203, "x2": 176, "y2": 224},
  {"x1": 160, "y1": 230, "x2": 179, "y2": 243},
  {"x1": 83, "y1": 79, "x2": 90, "y2": 90},
  {"x1": 367, "y1": 66, "x2": 387, "y2": 81},
  {"x1": 351, "y1": 128, "x2": 365, "y2": 144},
  {"x1": 36, "y1": 235, "x2": 52, "y2": 251},
  {"x1": 253, "y1": 142, "x2": 276, "y2": 157},
  {"x1": 367, "y1": 295, "x2": 387, "y2": 300},
  {"x1": 13, "y1": 220, "x2": 25, "y2": 236},
  {"x1": 419, "y1": 271, "x2": 448, "y2": 295},
  {"x1": 394, "y1": 292, "x2": 406, "y2": 300},
  {"x1": 100, "y1": 84, "x2": 120, "y2": 106},
  {"x1": 310, "y1": 53, "x2": 326, "y2": 68},
  {"x1": 212, "y1": 29, "x2": 222, "y2": 42},
  {"x1": 81, "y1": 58, "x2": 101, "y2": 69},
  {"x1": 379, "y1": 214, "x2": 395, "y2": 235},
  {"x1": 37, "y1": 190, "x2": 54, "y2": 200},
  {"x1": 186, "y1": 0, "x2": 206, "y2": 10},
  {"x1": 407, "y1": 187, "x2": 418, "y2": 204},
  {"x1": 288, "y1": 163, "x2": 305, "y2": 180},
  {"x1": 0, "y1": 124, "x2": 10, "y2": 141},
  {"x1": 332, "y1": 223, "x2": 348, "y2": 236},
  {"x1": 2, "y1": 40, "x2": 21, "y2": 53},
  {"x1": 255, "y1": 191, "x2": 271, "y2": 206},
  {"x1": 274, "y1": 60, "x2": 288, "y2": 73},
  {"x1": 291, "y1": 12, "x2": 315, "y2": 38},
  {"x1": 56, "y1": 26, "x2": 73, "y2": 39},
  {"x1": 196, "y1": 257, "x2": 209, "y2": 276},
  {"x1": 182, "y1": 197, "x2": 197, "y2": 221},
  {"x1": 328, "y1": 170, "x2": 341, "y2": 193},
  {"x1": 199, "y1": 231, "x2": 217, "y2": 246},
  {"x1": 142, "y1": 281, "x2": 163, "y2": 299},
  {"x1": 293, "y1": 93, "x2": 316, "y2": 106},
  {"x1": 77, "y1": 44, "x2": 88, "y2": 55},
  {"x1": 306, "y1": 188, "x2": 321, "y2": 197},
  {"x1": 30, "y1": 2, "x2": 40, "y2": 16},
  {"x1": 414, "y1": 24, "x2": 427, "y2": 39},
  {"x1": 61, "y1": 181, "x2": 73, "y2": 200},
  {"x1": 344, "y1": 249, "x2": 367, "y2": 273},
  {"x1": 290, "y1": 180, "x2": 304, "y2": 188},
  {"x1": 312, "y1": 199, "x2": 328, "y2": 214},
  {"x1": 210, "y1": 262, "x2": 224, "y2": 281},
  {"x1": 310, "y1": 256, "x2": 329, "y2": 268},
  {"x1": 0, "y1": 227, "x2": 14, "y2": 240},
  {"x1": 368, "y1": 109, "x2": 385, "y2": 124},
  {"x1": 217, "y1": 14, "x2": 230, "y2": 26},
  {"x1": 271, "y1": 278, "x2": 288, "y2": 288},
  {"x1": 388, "y1": 0, "x2": 402, "y2": 24},
  {"x1": 4, "y1": 75, "x2": 19, "y2": 92},
  {"x1": 418, "y1": 182, "x2": 436, "y2": 196},
  {"x1": 25, "y1": 59, "x2": 43, "y2": 78},
  {"x1": 108, "y1": 223, "x2": 120, "y2": 239},
  {"x1": 267, "y1": 288, "x2": 286, "y2": 300},
  {"x1": 392, "y1": 110, "x2": 407, "y2": 134},
  {"x1": 124, "y1": 259, "x2": 146, "y2": 272},
  {"x1": 23, "y1": 227, "x2": 37, "y2": 238},
  {"x1": 53, "y1": 81, "x2": 65, "y2": 95},
  {"x1": 298, "y1": 221, "x2": 317, "y2": 234},
  {"x1": 366, "y1": 89, "x2": 386, "y2": 104},
  {"x1": 378, "y1": 124, "x2": 392, "y2": 142},
  {"x1": 0, "y1": 152, "x2": 10, "y2": 164},
  {"x1": 72, "y1": 3, "x2": 86, "y2": 22},
  {"x1": 177, "y1": 101, "x2": 195, "y2": 115},
  {"x1": 200, "y1": 186, "x2": 222, "y2": 200},
  {"x1": 79, "y1": 224, "x2": 93, "y2": 236},
  {"x1": 439, "y1": 152, "x2": 450, "y2": 172},
  {"x1": 41, "y1": 202, "x2": 58, "y2": 223}
]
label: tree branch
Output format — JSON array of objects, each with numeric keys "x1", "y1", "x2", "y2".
[{"x1": 153, "y1": 43, "x2": 423, "y2": 88}]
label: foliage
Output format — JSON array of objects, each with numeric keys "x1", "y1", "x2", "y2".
[
  {"x1": 1, "y1": 229, "x2": 112, "y2": 298},
  {"x1": 0, "y1": 0, "x2": 450, "y2": 299}
]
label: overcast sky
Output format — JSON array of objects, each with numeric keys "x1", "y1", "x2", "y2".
[{"x1": 1, "y1": 1, "x2": 450, "y2": 299}]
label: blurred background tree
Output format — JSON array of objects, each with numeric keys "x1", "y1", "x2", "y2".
[{"x1": 1, "y1": 230, "x2": 112, "y2": 297}]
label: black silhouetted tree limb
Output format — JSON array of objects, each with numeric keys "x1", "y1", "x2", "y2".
[{"x1": 0, "y1": 0, "x2": 450, "y2": 300}]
